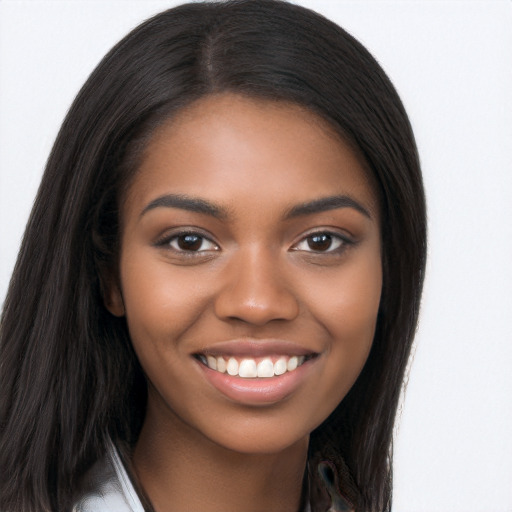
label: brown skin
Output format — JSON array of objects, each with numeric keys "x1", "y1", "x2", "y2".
[{"x1": 106, "y1": 94, "x2": 382, "y2": 511}]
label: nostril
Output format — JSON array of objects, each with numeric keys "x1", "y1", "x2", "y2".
[
  {"x1": 213, "y1": 274, "x2": 300, "y2": 325},
  {"x1": 214, "y1": 295, "x2": 300, "y2": 325}
]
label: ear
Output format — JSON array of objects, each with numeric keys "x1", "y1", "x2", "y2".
[{"x1": 101, "y1": 272, "x2": 126, "y2": 317}]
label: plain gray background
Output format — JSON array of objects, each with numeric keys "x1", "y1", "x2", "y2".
[{"x1": 1, "y1": 1, "x2": 511, "y2": 511}]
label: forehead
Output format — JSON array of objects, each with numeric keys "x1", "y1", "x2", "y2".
[{"x1": 124, "y1": 93, "x2": 379, "y2": 220}]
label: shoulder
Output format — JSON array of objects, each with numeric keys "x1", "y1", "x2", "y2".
[{"x1": 72, "y1": 442, "x2": 145, "y2": 512}]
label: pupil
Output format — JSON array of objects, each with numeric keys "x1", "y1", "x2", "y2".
[
  {"x1": 308, "y1": 234, "x2": 332, "y2": 251},
  {"x1": 178, "y1": 234, "x2": 202, "y2": 251}
]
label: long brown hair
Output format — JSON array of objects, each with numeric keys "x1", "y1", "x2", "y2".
[{"x1": 0, "y1": 1, "x2": 426, "y2": 510}]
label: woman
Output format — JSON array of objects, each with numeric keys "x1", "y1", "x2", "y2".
[{"x1": 0, "y1": 1, "x2": 426, "y2": 511}]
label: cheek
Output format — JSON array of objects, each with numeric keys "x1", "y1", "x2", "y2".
[
  {"x1": 302, "y1": 253, "x2": 382, "y2": 398},
  {"x1": 118, "y1": 250, "x2": 212, "y2": 359},
  {"x1": 307, "y1": 249, "x2": 382, "y2": 339}
]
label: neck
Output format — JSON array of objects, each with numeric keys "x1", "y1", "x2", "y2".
[{"x1": 132, "y1": 398, "x2": 309, "y2": 512}]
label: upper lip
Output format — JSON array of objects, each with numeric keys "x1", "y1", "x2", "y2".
[{"x1": 194, "y1": 338, "x2": 318, "y2": 358}]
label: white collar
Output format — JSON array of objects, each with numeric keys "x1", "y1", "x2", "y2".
[{"x1": 72, "y1": 440, "x2": 144, "y2": 512}]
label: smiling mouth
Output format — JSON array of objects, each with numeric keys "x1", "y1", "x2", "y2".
[{"x1": 194, "y1": 353, "x2": 317, "y2": 378}]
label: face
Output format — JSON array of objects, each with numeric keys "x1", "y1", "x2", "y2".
[{"x1": 108, "y1": 93, "x2": 382, "y2": 454}]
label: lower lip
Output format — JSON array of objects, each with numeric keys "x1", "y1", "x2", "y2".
[{"x1": 197, "y1": 359, "x2": 316, "y2": 405}]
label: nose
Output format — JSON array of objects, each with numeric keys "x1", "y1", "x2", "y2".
[{"x1": 214, "y1": 247, "x2": 300, "y2": 326}]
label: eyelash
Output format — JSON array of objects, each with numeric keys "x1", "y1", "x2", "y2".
[
  {"x1": 291, "y1": 231, "x2": 352, "y2": 254},
  {"x1": 155, "y1": 230, "x2": 219, "y2": 255},
  {"x1": 155, "y1": 229, "x2": 352, "y2": 256}
]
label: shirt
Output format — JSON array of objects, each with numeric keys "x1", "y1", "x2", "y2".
[{"x1": 72, "y1": 442, "x2": 144, "y2": 512}]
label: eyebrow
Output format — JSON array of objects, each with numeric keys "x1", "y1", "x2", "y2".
[
  {"x1": 284, "y1": 195, "x2": 371, "y2": 219},
  {"x1": 140, "y1": 193, "x2": 371, "y2": 220},
  {"x1": 140, "y1": 194, "x2": 229, "y2": 220}
]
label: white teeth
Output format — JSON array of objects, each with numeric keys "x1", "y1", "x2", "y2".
[
  {"x1": 238, "y1": 359, "x2": 258, "y2": 378},
  {"x1": 257, "y1": 358, "x2": 274, "y2": 378},
  {"x1": 287, "y1": 356, "x2": 298, "y2": 372},
  {"x1": 202, "y1": 354, "x2": 309, "y2": 377},
  {"x1": 274, "y1": 357, "x2": 287, "y2": 376},
  {"x1": 216, "y1": 357, "x2": 226, "y2": 373},
  {"x1": 227, "y1": 357, "x2": 239, "y2": 376}
]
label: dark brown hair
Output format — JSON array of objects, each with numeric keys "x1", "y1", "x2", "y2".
[{"x1": 0, "y1": 1, "x2": 426, "y2": 510}]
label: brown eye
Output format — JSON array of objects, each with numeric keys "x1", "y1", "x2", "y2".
[
  {"x1": 168, "y1": 233, "x2": 218, "y2": 252},
  {"x1": 178, "y1": 234, "x2": 202, "y2": 251},
  {"x1": 308, "y1": 234, "x2": 334, "y2": 251},
  {"x1": 293, "y1": 232, "x2": 345, "y2": 253}
]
